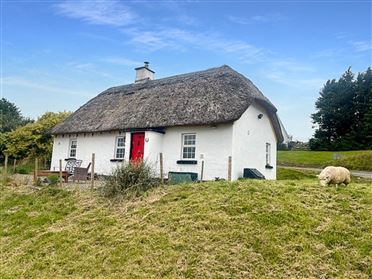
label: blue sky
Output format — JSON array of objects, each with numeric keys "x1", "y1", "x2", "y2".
[{"x1": 1, "y1": 0, "x2": 371, "y2": 141}]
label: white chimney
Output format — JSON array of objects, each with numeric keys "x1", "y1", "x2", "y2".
[{"x1": 135, "y1": 61, "x2": 155, "y2": 83}]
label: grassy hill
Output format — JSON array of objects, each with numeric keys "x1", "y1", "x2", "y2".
[
  {"x1": 278, "y1": 150, "x2": 372, "y2": 171},
  {"x1": 1, "y1": 178, "x2": 371, "y2": 278}
]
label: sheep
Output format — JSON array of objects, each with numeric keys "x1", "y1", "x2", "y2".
[{"x1": 318, "y1": 166, "x2": 351, "y2": 186}]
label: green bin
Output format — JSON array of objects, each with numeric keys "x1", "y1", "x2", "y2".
[{"x1": 168, "y1": 172, "x2": 198, "y2": 184}]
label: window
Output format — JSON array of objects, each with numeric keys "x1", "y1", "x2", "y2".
[
  {"x1": 69, "y1": 139, "x2": 77, "y2": 158},
  {"x1": 115, "y1": 136, "x2": 125, "y2": 159},
  {"x1": 182, "y1": 134, "x2": 196, "y2": 159},
  {"x1": 266, "y1": 143, "x2": 271, "y2": 165}
]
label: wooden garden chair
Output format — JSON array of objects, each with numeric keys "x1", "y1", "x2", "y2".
[{"x1": 72, "y1": 163, "x2": 91, "y2": 183}]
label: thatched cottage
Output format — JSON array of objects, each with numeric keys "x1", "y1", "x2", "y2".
[{"x1": 51, "y1": 64, "x2": 283, "y2": 180}]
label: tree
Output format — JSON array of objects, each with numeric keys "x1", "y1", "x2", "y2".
[
  {"x1": 310, "y1": 67, "x2": 372, "y2": 150},
  {"x1": 0, "y1": 98, "x2": 32, "y2": 132},
  {"x1": 351, "y1": 67, "x2": 372, "y2": 149},
  {"x1": 4, "y1": 111, "x2": 71, "y2": 160}
]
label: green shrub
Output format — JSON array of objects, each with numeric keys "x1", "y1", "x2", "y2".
[
  {"x1": 47, "y1": 174, "x2": 59, "y2": 186},
  {"x1": 15, "y1": 166, "x2": 31, "y2": 174},
  {"x1": 102, "y1": 161, "x2": 160, "y2": 197}
]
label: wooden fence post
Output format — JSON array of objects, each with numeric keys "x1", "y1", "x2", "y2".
[
  {"x1": 159, "y1": 153, "x2": 164, "y2": 184},
  {"x1": 227, "y1": 156, "x2": 232, "y2": 182},
  {"x1": 200, "y1": 160, "x2": 204, "y2": 182},
  {"x1": 59, "y1": 159, "x2": 63, "y2": 187},
  {"x1": 4, "y1": 154, "x2": 8, "y2": 181},
  {"x1": 91, "y1": 153, "x2": 95, "y2": 189},
  {"x1": 34, "y1": 158, "x2": 38, "y2": 184},
  {"x1": 13, "y1": 159, "x2": 17, "y2": 173}
]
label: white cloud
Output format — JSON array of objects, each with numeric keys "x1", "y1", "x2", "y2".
[
  {"x1": 266, "y1": 71, "x2": 325, "y2": 90},
  {"x1": 311, "y1": 48, "x2": 344, "y2": 59},
  {"x1": 54, "y1": 1, "x2": 267, "y2": 62},
  {"x1": 100, "y1": 57, "x2": 142, "y2": 66},
  {"x1": 122, "y1": 27, "x2": 267, "y2": 63},
  {"x1": 66, "y1": 62, "x2": 95, "y2": 69},
  {"x1": 348, "y1": 41, "x2": 372, "y2": 52},
  {"x1": 161, "y1": 15, "x2": 199, "y2": 26},
  {"x1": 334, "y1": 32, "x2": 351, "y2": 40},
  {"x1": 1, "y1": 76, "x2": 92, "y2": 97},
  {"x1": 312, "y1": 40, "x2": 372, "y2": 60},
  {"x1": 128, "y1": 30, "x2": 179, "y2": 51},
  {"x1": 55, "y1": 0, "x2": 137, "y2": 26},
  {"x1": 54, "y1": 3, "x2": 316, "y2": 78},
  {"x1": 228, "y1": 14, "x2": 286, "y2": 25},
  {"x1": 268, "y1": 60, "x2": 316, "y2": 73}
]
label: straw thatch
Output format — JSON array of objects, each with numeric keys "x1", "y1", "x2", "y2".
[{"x1": 52, "y1": 65, "x2": 283, "y2": 142}]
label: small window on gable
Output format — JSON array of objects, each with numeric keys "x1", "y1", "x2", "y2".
[
  {"x1": 266, "y1": 143, "x2": 271, "y2": 165},
  {"x1": 69, "y1": 139, "x2": 77, "y2": 158},
  {"x1": 115, "y1": 136, "x2": 125, "y2": 159},
  {"x1": 182, "y1": 134, "x2": 196, "y2": 159}
]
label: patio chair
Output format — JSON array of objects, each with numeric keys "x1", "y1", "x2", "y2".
[
  {"x1": 65, "y1": 159, "x2": 83, "y2": 174},
  {"x1": 72, "y1": 163, "x2": 91, "y2": 183}
]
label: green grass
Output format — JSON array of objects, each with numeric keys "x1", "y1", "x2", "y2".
[
  {"x1": 277, "y1": 168, "x2": 317, "y2": 180},
  {"x1": 278, "y1": 150, "x2": 372, "y2": 170},
  {"x1": 1, "y1": 180, "x2": 371, "y2": 278}
]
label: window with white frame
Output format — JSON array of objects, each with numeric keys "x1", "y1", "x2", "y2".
[
  {"x1": 115, "y1": 136, "x2": 125, "y2": 159},
  {"x1": 266, "y1": 143, "x2": 271, "y2": 165},
  {"x1": 182, "y1": 134, "x2": 196, "y2": 159},
  {"x1": 69, "y1": 139, "x2": 77, "y2": 158}
]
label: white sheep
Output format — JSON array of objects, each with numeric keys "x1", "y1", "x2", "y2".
[{"x1": 318, "y1": 166, "x2": 351, "y2": 186}]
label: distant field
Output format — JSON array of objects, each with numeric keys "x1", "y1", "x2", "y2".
[
  {"x1": 1, "y1": 177, "x2": 371, "y2": 278},
  {"x1": 278, "y1": 150, "x2": 372, "y2": 171},
  {"x1": 277, "y1": 167, "x2": 317, "y2": 180}
]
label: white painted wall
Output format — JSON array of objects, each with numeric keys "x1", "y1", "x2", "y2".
[
  {"x1": 51, "y1": 125, "x2": 233, "y2": 179},
  {"x1": 51, "y1": 103, "x2": 277, "y2": 180},
  {"x1": 232, "y1": 102, "x2": 277, "y2": 180},
  {"x1": 50, "y1": 132, "x2": 126, "y2": 175},
  {"x1": 144, "y1": 131, "x2": 164, "y2": 175},
  {"x1": 161, "y1": 124, "x2": 233, "y2": 180}
]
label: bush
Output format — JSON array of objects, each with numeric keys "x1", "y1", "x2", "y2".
[
  {"x1": 47, "y1": 174, "x2": 59, "y2": 186},
  {"x1": 15, "y1": 166, "x2": 32, "y2": 174},
  {"x1": 102, "y1": 161, "x2": 160, "y2": 197}
]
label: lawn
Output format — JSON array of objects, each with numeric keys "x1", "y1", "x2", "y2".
[
  {"x1": 277, "y1": 167, "x2": 318, "y2": 180},
  {"x1": 278, "y1": 150, "x2": 372, "y2": 170},
  {"x1": 1, "y1": 177, "x2": 371, "y2": 278}
]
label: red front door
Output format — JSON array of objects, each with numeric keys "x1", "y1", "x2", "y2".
[{"x1": 130, "y1": 133, "x2": 145, "y2": 161}]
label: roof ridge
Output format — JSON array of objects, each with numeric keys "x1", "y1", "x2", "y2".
[{"x1": 104, "y1": 65, "x2": 234, "y2": 94}]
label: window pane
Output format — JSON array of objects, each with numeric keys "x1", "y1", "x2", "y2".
[
  {"x1": 116, "y1": 148, "x2": 125, "y2": 159},
  {"x1": 184, "y1": 134, "x2": 196, "y2": 145},
  {"x1": 70, "y1": 149, "x2": 76, "y2": 158},
  {"x1": 71, "y1": 140, "x2": 77, "y2": 149},
  {"x1": 183, "y1": 147, "x2": 195, "y2": 159},
  {"x1": 266, "y1": 143, "x2": 270, "y2": 164},
  {"x1": 117, "y1": 137, "x2": 125, "y2": 147}
]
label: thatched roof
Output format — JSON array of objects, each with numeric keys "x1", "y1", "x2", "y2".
[{"x1": 52, "y1": 65, "x2": 283, "y2": 142}]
